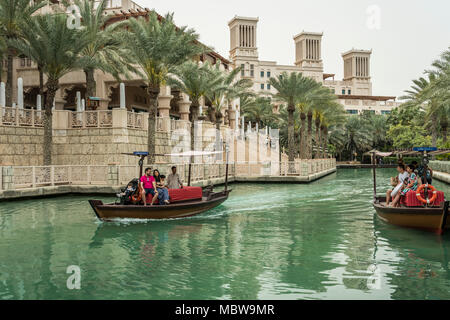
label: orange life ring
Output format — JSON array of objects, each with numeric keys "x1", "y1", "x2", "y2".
[{"x1": 416, "y1": 184, "x2": 438, "y2": 205}]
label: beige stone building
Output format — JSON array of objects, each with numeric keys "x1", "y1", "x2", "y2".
[
  {"x1": 228, "y1": 16, "x2": 401, "y2": 115},
  {"x1": 1, "y1": 0, "x2": 233, "y2": 124}
]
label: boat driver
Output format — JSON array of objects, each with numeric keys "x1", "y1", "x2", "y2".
[{"x1": 140, "y1": 168, "x2": 159, "y2": 206}]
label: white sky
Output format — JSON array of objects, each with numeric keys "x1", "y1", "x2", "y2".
[{"x1": 135, "y1": 0, "x2": 450, "y2": 98}]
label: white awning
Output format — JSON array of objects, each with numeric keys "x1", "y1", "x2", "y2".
[{"x1": 164, "y1": 151, "x2": 223, "y2": 157}]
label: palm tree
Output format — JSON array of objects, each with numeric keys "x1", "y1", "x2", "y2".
[
  {"x1": 169, "y1": 60, "x2": 218, "y2": 163},
  {"x1": 269, "y1": 72, "x2": 318, "y2": 165},
  {"x1": 0, "y1": 0, "x2": 45, "y2": 106},
  {"x1": 312, "y1": 90, "x2": 341, "y2": 158},
  {"x1": 344, "y1": 116, "x2": 374, "y2": 161},
  {"x1": 304, "y1": 85, "x2": 337, "y2": 159},
  {"x1": 318, "y1": 101, "x2": 346, "y2": 159},
  {"x1": 116, "y1": 12, "x2": 204, "y2": 163},
  {"x1": 426, "y1": 48, "x2": 450, "y2": 144},
  {"x1": 370, "y1": 113, "x2": 388, "y2": 150},
  {"x1": 204, "y1": 63, "x2": 252, "y2": 132},
  {"x1": 10, "y1": 13, "x2": 89, "y2": 165},
  {"x1": 242, "y1": 96, "x2": 274, "y2": 128},
  {"x1": 401, "y1": 74, "x2": 439, "y2": 147},
  {"x1": 76, "y1": 0, "x2": 135, "y2": 101},
  {"x1": 277, "y1": 105, "x2": 301, "y2": 157}
]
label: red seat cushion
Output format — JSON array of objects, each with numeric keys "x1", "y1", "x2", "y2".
[
  {"x1": 145, "y1": 186, "x2": 202, "y2": 204},
  {"x1": 401, "y1": 189, "x2": 445, "y2": 207}
]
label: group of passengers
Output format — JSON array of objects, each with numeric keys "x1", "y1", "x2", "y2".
[
  {"x1": 120, "y1": 166, "x2": 184, "y2": 206},
  {"x1": 386, "y1": 160, "x2": 433, "y2": 207},
  {"x1": 140, "y1": 166, "x2": 184, "y2": 206}
]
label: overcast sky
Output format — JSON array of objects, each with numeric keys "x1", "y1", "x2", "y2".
[{"x1": 135, "y1": 0, "x2": 449, "y2": 98}]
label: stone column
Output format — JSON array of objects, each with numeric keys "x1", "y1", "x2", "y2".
[
  {"x1": 112, "y1": 108, "x2": 127, "y2": 128},
  {"x1": 17, "y1": 78, "x2": 23, "y2": 109},
  {"x1": 76, "y1": 91, "x2": 81, "y2": 112},
  {"x1": 178, "y1": 93, "x2": 191, "y2": 121},
  {"x1": 120, "y1": 83, "x2": 126, "y2": 109},
  {"x1": 0, "y1": 82, "x2": 5, "y2": 108},
  {"x1": 2, "y1": 166, "x2": 14, "y2": 190},
  {"x1": 36, "y1": 95, "x2": 42, "y2": 111},
  {"x1": 157, "y1": 85, "x2": 173, "y2": 118},
  {"x1": 52, "y1": 110, "x2": 71, "y2": 129},
  {"x1": 228, "y1": 108, "x2": 236, "y2": 129},
  {"x1": 120, "y1": 82, "x2": 127, "y2": 109},
  {"x1": 54, "y1": 88, "x2": 66, "y2": 110}
]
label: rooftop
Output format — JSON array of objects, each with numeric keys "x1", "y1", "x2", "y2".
[
  {"x1": 228, "y1": 16, "x2": 259, "y2": 26},
  {"x1": 341, "y1": 49, "x2": 373, "y2": 57},
  {"x1": 337, "y1": 95, "x2": 396, "y2": 102}
]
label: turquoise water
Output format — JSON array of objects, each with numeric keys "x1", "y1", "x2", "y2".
[{"x1": 0, "y1": 169, "x2": 449, "y2": 300}]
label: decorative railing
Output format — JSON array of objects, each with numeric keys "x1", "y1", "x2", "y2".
[
  {"x1": 1, "y1": 160, "x2": 336, "y2": 191},
  {"x1": 1, "y1": 163, "x2": 234, "y2": 190},
  {"x1": 235, "y1": 159, "x2": 336, "y2": 177},
  {"x1": 0, "y1": 108, "x2": 199, "y2": 135},
  {"x1": 157, "y1": 117, "x2": 191, "y2": 133},
  {"x1": 127, "y1": 111, "x2": 144, "y2": 129},
  {"x1": 170, "y1": 119, "x2": 191, "y2": 133},
  {"x1": 0, "y1": 107, "x2": 44, "y2": 127},
  {"x1": 157, "y1": 117, "x2": 169, "y2": 132},
  {"x1": 70, "y1": 110, "x2": 113, "y2": 128},
  {"x1": 10, "y1": 165, "x2": 109, "y2": 189}
]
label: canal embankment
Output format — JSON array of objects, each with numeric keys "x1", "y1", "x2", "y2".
[
  {"x1": 0, "y1": 160, "x2": 336, "y2": 200},
  {"x1": 337, "y1": 163, "x2": 396, "y2": 169},
  {"x1": 430, "y1": 161, "x2": 450, "y2": 184}
]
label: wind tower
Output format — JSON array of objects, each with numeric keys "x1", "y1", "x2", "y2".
[{"x1": 293, "y1": 31, "x2": 324, "y2": 82}]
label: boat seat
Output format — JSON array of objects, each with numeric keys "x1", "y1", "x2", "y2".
[
  {"x1": 401, "y1": 189, "x2": 445, "y2": 207},
  {"x1": 146, "y1": 186, "x2": 203, "y2": 204}
]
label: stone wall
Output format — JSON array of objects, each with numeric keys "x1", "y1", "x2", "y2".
[
  {"x1": 0, "y1": 126, "x2": 202, "y2": 166},
  {"x1": 430, "y1": 161, "x2": 450, "y2": 175},
  {"x1": 52, "y1": 127, "x2": 148, "y2": 165},
  {"x1": 0, "y1": 126, "x2": 44, "y2": 165},
  {"x1": 0, "y1": 120, "x2": 277, "y2": 166}
]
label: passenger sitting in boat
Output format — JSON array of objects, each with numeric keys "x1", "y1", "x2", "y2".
[
  {"x1": 154, "y1": 169, "x2": 170, "y2": 205},
  {"x1": 160, "y1": 175, "x2": 171, "y2": 205},
  {"x1": 386, "y1": 163, "x2": 408, "y2": 206},
  {"x1": 390, "y1": 163, "x2": 418, "y2": 207},
  {"x1": 412, "y1": 160, "x2": 433, "y2": 185},
  {"x1": 140, "y1": 168, "x2": 158, "y2": 206},
  {"x1": 118, "y1": 182, "x2": 136, "y2": 205}
]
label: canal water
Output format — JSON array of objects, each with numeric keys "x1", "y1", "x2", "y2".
[{"x1": 0, "y1": 169, "x2": 450, "y2": 300}]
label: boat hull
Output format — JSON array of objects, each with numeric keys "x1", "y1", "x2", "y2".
[
  {"x1": 89, "y1": 191, "x2": 229, "y2": 221},
  {"x1": 373, "y1": 197, "x2": 449, "y2": 232}
]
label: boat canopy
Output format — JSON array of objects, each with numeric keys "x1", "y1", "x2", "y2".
[
  {"x1": 162, "y1": 151, "x2": 223, "y2": 157},
  {"x1": 366, "y1": 148, "x2": 450, "y2": 157},
  {"x1": 364, "y1": 149, "x2": 393, "y2": 157},
  {"x1": 393, "y1": 149, "x2": 450, "y2": 156}
]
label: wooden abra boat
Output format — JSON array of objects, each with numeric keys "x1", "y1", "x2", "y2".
[
  {"x1": 373, "y1": 196, "x2": 449, "y2": 233},
  {"x1": 89, "y1": 188, "x2": 230, "y2": 221},
  {"x1": 89, "y1": 151, "x2": 231, "y2": 221},
  {"x1": 370, "y1": 147, "x2": 450, "y2": 234}
]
